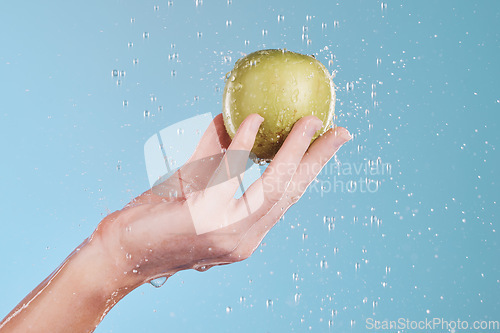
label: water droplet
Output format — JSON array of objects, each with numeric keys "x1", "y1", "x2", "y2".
[
  {"x1": 150, "y1": 276, "x2": 168, "y2": 288},
  {"x1": 294, "y1": 293, "x2": 301, "y2": 304},
  {"x1": 197, "y1": 31, "x2": 203, "y2": 38},
  {"x1": 257, "y1": 158, "x2": 269, "y2": 166},
  {"x1": 385, "y1": 266, "x2": 391, "y2": 274},
  {"x1": 144, "y1": 110, "x2": 150, "y2": 117},
  {"x1": 126, "y1": 253, "x2": 132, "y2": 260},
  {"x1": 233, "y1": 83, "x2": 243, "y2": 92},
  {"x1": 195, "y1": 264, "x2": 213, "y2": 272},
  {"x1": 158, "y1": 105, "x2": 163, "y2": 112},
  {"x1": 328, "y1": 222, "x2": 335, "y2": 231},
  {"x1": 111, "y1": 69, "x2": 119, "y2": 77},
  {"x1": 376, "y1": 58, "x2": 382, "y2": 67},
  {"x1": 306, "y1": 15, "x2": 313, "y2": 21},
  {"x1": 130, "y1": 17, "x2": 136, "y2": 23},
  {"x1": 171, "y1": 70, "x2": 176, "y2": 77},
  {"x1": 226, "y1": 306, "x2": 232, "y2": 313},
  {"x1": 347, "y1": 180, "x2": 356, "y2": 192},
  {"x1": 322, "y1": 22, "x2": 327, "y2": 30},
  {"x1": 195, "y1": 0, "x2": 203, "y2": 7},
  {"x1": 123, "y1": 100, "x2": 128, "y2": 107},
  {"x1": 226, "y1": 20, "x2": 232, "y2": 27},
  {"x1": 346, "y1": 81, "x2": 354, "y2": 91},
  {"x1": 177, "y1": 128, "x2": 184, "y2": 135},
  {"x1": 292, "y1": 272, "x2": 299, "y2": 281},
  {"x1": 168, "y1": 1, "x2": 173, "y2": 6},
  {"x1": 239, "y1": 296, "x2": 246, "y2": 303},
  {"x1": 128, "y1": 42, "x2": 134, "y2": 48},
  {"x1": 133, "y1": 58, "x2": 139, "y2": 65},
  {"x1": 333, "y1": 247, "x2": 339, "y2": 254},
  {"x1": 320, "y1": 259, "x2": 328, "y2": 269},
  {"x1": 355, "y1": 262, "x2": 360, "y2": 271},
  {"x1": 154, "y1": 5, "x2": 160, "y2": 11},
  {"x1": 333, "y1": 20, "x2": 339, "y2": 28},
  {"x1": 244, "y1": 40, "x2": 250, "y2": 46},
  {"x1": 266, "y1": 299, "x2": 273, "y2": 308},
  {"x1": 262, "y1": 29, "x2": 268, "y2": 36},
  {"x1": 143, "y1": 32, "x2": 149, "y2": 39},
  {"x1": 277, "y1": 15, "x2": 285, "y2": 22}
]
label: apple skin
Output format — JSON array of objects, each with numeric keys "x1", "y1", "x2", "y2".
[{"x1": 222, "y1": 49, "x2": 335, "y2": 160}]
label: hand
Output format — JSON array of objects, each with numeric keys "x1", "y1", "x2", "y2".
[
  {"x1": 94, "y1": 113, "x2": 351, "y2": 286},
  {"x1": 0, "y1": 113, "x2": 350, "y2": 333}
]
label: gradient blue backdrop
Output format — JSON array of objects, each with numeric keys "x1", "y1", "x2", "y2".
[{"x1": 1, "y1": 0, "x2": 499, "y2": 332}]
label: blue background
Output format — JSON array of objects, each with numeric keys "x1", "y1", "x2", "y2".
[{"x1": 1, "y1": 0, "x2": 499, "y2": 332}]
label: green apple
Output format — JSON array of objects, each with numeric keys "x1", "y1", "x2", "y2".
[{"x1": 222, "y1": 49, "x2": 335, "y2": 161}]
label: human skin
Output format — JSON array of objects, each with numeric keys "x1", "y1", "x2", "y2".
[{"x1": 0, "y1": 113, "x2": 350, "y2": 333}]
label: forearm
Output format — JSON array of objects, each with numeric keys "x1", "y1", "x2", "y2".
[{"x1": 0, "y1": 231, "x2": 139, "y2": 333}]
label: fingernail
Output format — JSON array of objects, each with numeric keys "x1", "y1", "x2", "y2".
[
  {"x1": 336, "y1": 127, "x2": 352, "y2": 143},
  {"x1": 306, "y1": 118, "x2": 323, "y2": 137},
  {"x1": 251, "y1": 114, "x2": 264, "y2": 131}
]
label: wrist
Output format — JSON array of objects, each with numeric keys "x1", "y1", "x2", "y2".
[
  {"x1": 88, "y1": 215, "x2": 147, "y2": 293},
  {"x1": 91, "y1": 206, "x2": 179, "y2": 289}
]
